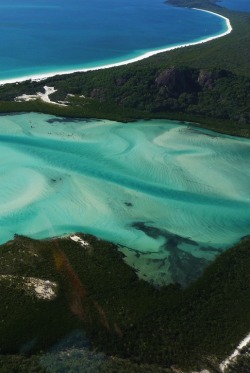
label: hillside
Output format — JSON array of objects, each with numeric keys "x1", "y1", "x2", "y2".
[
  {"x1": 0, "y1": 234, "x2": 250, "y2": 372},
  {"x1": 0, "y1": 6, "x2": 249, "y2": 137}
]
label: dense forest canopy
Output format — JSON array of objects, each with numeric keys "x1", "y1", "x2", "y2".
[{"x1": 0, "y1": 2, "x2": 249, "y2": 137}]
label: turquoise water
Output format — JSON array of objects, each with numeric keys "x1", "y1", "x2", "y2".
[
  {"x1": 0, "y1": 113, "x2": 249, "y2": 285},
  {"x1": 0, "y1": 0, "x2": 227, "y2": 81}
]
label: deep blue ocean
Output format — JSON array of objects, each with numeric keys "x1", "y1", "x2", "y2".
[
  {"x1": 0, "y1": 0, "x2": 227, "y2": 81},
  {"x1": 219, "y1": 0, "x2": 250, "y2": 12}
]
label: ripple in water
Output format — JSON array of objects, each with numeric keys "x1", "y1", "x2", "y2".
[{"x1": 0, "y1": 113, "x2": 250, "y2": 286}]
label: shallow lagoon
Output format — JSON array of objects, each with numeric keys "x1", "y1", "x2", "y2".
[{"x1": 0, "y1": 113, "x2": 249, "y2": 285}]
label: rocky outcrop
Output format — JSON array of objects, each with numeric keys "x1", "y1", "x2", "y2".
[
  {"x1": 90, "y1": 87, "x2": 106, "y2": 102},
  {"x1": 197, "y1": 70, "x2": 215, "y2": 89},
  {"x1": 197, "y1": 69, "x2": 231, "y2": 89},
  {"x1": 155, "y1": 67, "x2": 199, "y2": 96},
  {"x1": 115, "y1": 77, "x2": 129, "y2": 86}
]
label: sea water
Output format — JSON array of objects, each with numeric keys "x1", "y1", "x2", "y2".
[
  {"x1": 0, "y1": 113, "x2": 249, "y2": 285},
  {"x1": 0, "y1": 0, "x2": 227, "y2": 81},
  {"x1": 219, "y1": 0, "x2": 250, "y2": 12}
]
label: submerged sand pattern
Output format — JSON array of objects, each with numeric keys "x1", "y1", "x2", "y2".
[{"x1": 0, "y1": 113, "x2": 249, "y2": 285}]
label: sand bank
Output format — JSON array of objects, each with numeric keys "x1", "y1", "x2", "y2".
[
  {"x1": 15, "y1": 85, "x2": 67, "y2": 106},
  {"x1": 0, "y1": 9, "x2": 232, "y2": 86},
  {"x1": 70, "y1": 235, "x2": 89, "y2": 247},
  {"x1": 0, "y1": 113, "x2": 249, "y2": 285}
]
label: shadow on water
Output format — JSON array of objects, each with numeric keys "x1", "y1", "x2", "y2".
[
  {"x1": 39, "y1": 331, "x2": 106, "y2": 373},
  {"x1": 46, "y1": 118, "x2": 101, "y2": 124},
  {"x1": 131, "y1": 222, "x2": 222, "y2": 286}
]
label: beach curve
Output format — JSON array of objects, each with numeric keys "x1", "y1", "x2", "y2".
[{"x1": 0, "y1": 8, "x2": 232, "y2": 86}]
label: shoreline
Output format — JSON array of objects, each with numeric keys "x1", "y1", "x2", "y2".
[
  {"x1": 220, "y1": 331, "x2": 250, "y2": 371},
  {"x1": 0, "y1": 8, "x2": 232, "y2": 86}
]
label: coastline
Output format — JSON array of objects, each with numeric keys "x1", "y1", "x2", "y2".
[
  {"x1": 220, "y1": 331, "x2": 250, "y2": 371},
  {"x1": 0, "y1": 8, "x2": 232, "y2": 86}
]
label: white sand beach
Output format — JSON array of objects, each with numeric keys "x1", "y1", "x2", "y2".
[
  {"x1": 0, "y1": 9, "x2": 233, "y2": 86},
  {"x1": 15, "y1": 85, "x2": 68, "y2": 106},
  {"x1": 70, "y1": 235, "x2": 89, "y2": 247},
  {"x1": 220, "y1": 332, "x2": 250, "y2": 371}
]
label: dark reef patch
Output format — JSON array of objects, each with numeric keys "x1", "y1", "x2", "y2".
[
  {"x1": 46, "y1": 117, "x2": 98, "y2": 124},
  {"x1": 124, "y1": 202, "x2": 133, "y2": 207},
  {"x1": 131, "y1": 222, "x2": 211, "y2": 286}
]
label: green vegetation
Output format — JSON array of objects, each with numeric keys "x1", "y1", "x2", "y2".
[
  {"x1": 0, "y1": 355, "x2": 46, "y2": 373},
  {"x1": 0, "y1": 234, "x2": 249, "y2": 372},
  {"x1": 0, "y1": 1, "x2": 249, "y2": 372},
  {"x1": 0, "y1": 4, "x2": 249, "y2": 137},
  {"x1": 226, "y1": 344, "x2": 250, "y2": 373}
]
